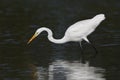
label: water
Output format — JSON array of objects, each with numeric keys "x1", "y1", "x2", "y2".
[
  {"x1": 35, "y1": 60, "x2": 105, "y2": 80},
  {"x1": 0, "y1": 0, "x2": 120, "y2": 80}
]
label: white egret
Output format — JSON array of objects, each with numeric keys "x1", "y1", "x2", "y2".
[{"x1": 28, "y1": 14, "x2": 105, "y2": 46}]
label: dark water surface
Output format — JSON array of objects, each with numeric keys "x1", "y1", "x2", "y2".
[{"x1": 0, "y1": 0, "x2": 120, "y2": 80}]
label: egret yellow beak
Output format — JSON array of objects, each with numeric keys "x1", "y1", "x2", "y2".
[{"x1": 27, "y1": 33, "x2": 37, "y2": 44}]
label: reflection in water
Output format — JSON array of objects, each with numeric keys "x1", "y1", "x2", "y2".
[
  {"x1": 34, "y1": 67, "x2": 48, "y2": 80},
  {"x1": 35, "y1": 60, "x2": 105, "y2": 80}
]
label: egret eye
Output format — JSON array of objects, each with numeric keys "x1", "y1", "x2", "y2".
[{"x1": 36, "y1": 32, "x2": 39, "y2": 35}]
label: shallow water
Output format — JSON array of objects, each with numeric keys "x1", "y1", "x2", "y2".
[{"x1": 0, "y1": 0, "x2": 120, "y2": 80}]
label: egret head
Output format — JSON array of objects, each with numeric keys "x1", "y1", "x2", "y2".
[{"x1": 27, "y1": 29, "x2": 41, "y2": 44}]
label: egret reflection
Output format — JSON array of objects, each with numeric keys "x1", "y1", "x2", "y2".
[{"x1": 34, "y1": 60, "x2": 105, "y2": 80}]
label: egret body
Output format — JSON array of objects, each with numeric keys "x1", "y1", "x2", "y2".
[{"x1": 28, "y1": 14, "x2": 105, "y2": 45}]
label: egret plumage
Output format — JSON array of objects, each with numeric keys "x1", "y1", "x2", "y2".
[{"x1": 28, "y1": 14, "x2": 105, "y2": 46}]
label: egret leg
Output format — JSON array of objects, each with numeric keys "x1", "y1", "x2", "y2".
[
  {"x1": 83, "y1": 37, "x2": 98, "y2": 57},
  {"x1": 79, "y1": 42, "x2": 83, "y2": 54},
  {"x1": 89, "y1": 42, "x2": 98, "y2": 58},
  {"x1": 79, "y1": 42, "x2": 82, "y2": 49},
  {"x1": 79, "y1": 42, "x2": 85, "y2": 63}
]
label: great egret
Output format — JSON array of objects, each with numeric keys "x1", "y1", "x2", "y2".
[{"x1": 28, "y1": 14, "x2": 105, "y2": 46}]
